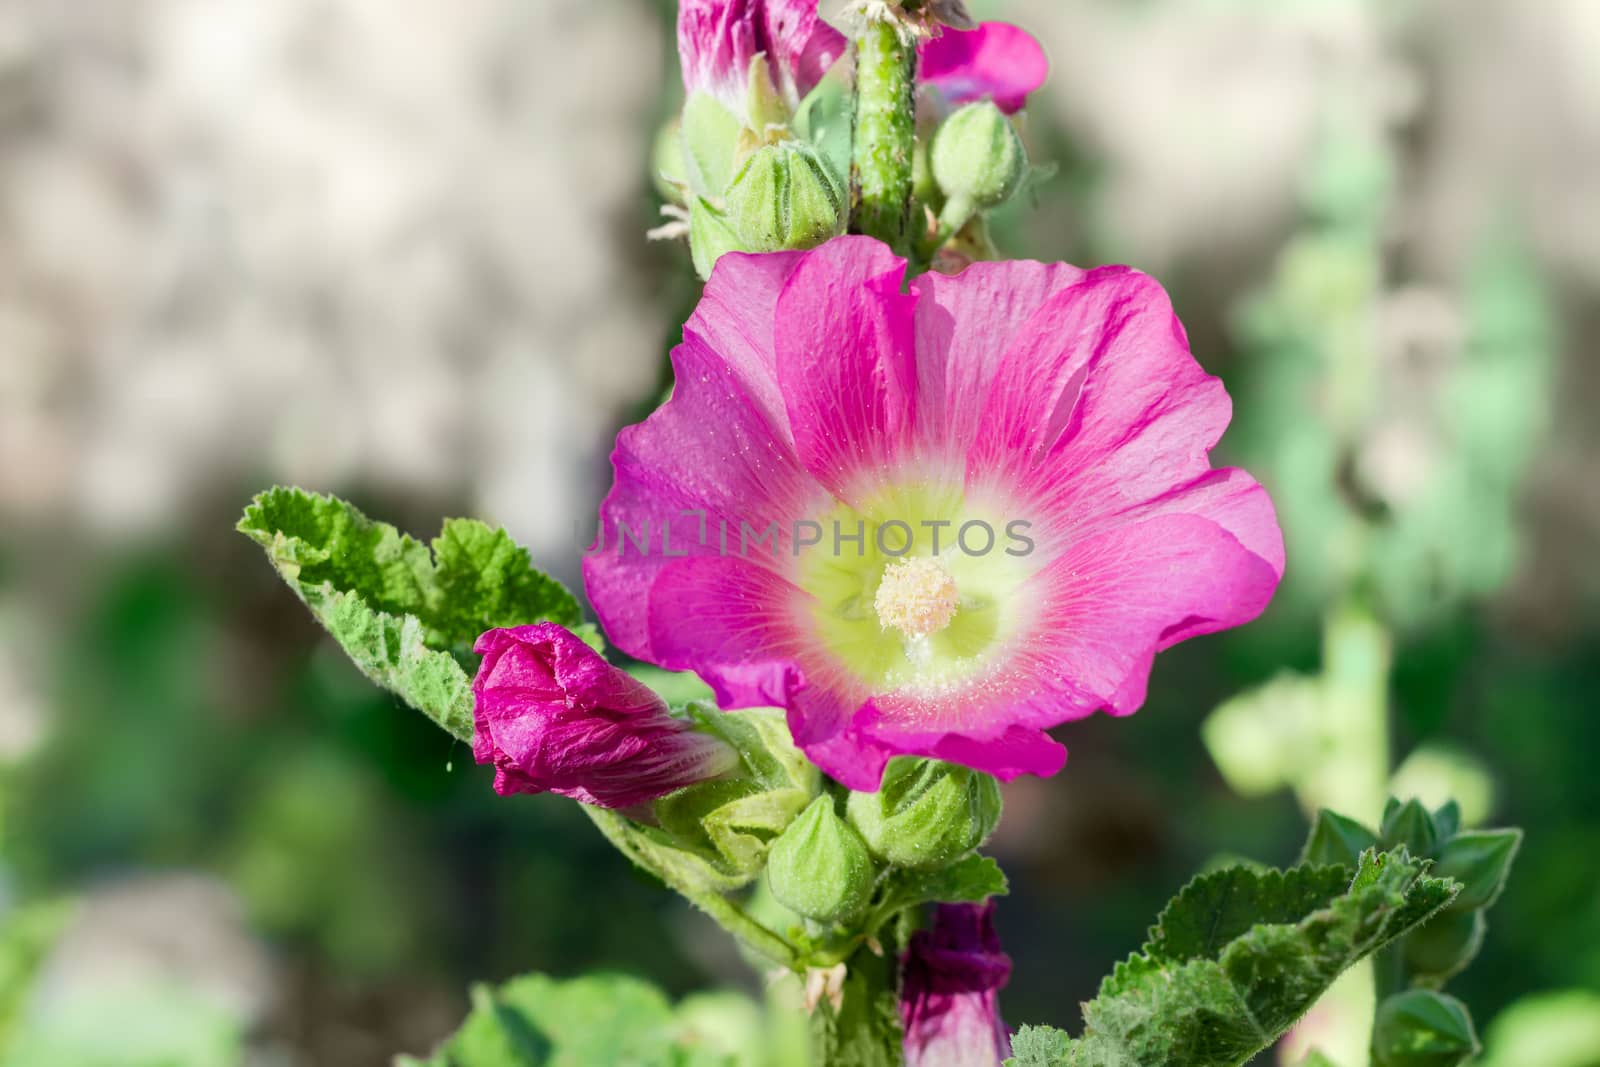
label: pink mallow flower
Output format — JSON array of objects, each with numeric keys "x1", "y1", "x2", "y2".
[
  {"x1": 918, "y1": 23, "x2": 1049, "y2": 114},
  {"x1": 678, "y1": 0, "x2": 845, "y2": 124},
  {"x1": 471, "y1": 623, "x2": 739, "y2": 807},
  {"x1": 583, "y1": 237, "x2": 1284, "y2": 791},
  {"x1": 900, "y1": 902, "x2": 1013, "y2": 1066}
]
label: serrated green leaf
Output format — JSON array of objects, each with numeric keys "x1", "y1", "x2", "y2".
[
  {"x1": 239, "y1": 488, "x2": 583, "y2": 742},
  {"x1": 1372, "y1": 990, "x2": 1479, "y2": 1067},
  {"x1": 874, "y1": 854, "x2": 1008, "y2": 919},
  {"x1": 1005, "y1": 1025, "x2": 1073, "y2": 1066},
  {"x1": 404, "y1": 972, "x2": 744, "y2": 1067},
  {"x1": 1144, "y1": 863, "x2": 1352, "y2": 963},
  {"x1": 1432, "y1": 829, "x2": 1520, "y2": 913},
  {"x1": 1302, "y1": 809, "x2": 1381, "y2": 868},
  {"x1": 1021, "y1": 849, "x2": 1460, "y2": 1067}
]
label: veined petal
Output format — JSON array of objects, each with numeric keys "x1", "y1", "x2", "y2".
[
  {"x1": 918, "y1": 23, "x2": 1048, "y2": 114},
  {"x1": 775, "y1": 236, "x2": 920, "y2": 502},
  {"x1": 583, "y1": 331, "x2": 820, "y2": 663},
  {"x1": 967, "y1": 267, "x2": 1235, "y2": 551},
  {"x1": 678, "y1": 0, "x2": 846, "y2": 120}
]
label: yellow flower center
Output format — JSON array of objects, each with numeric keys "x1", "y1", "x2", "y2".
[{"x1": 873, "y1": 557, "x2": 960, "y2": 637}]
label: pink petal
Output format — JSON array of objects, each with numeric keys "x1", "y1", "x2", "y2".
[
  {"x1": 775, "y1": 236, "x2": 920, "y2": 502},
  {"x1": 678, "y1": 0, "x2": 846, "y2": 117},
  {"x1": 910, "y1": 259, "x2": 1088, "y2": 463},
  {"x1": 1023, "y1": 509, "x2": 1283, "y2": 717},
  {"x1": 918, "y1": 23, "x2": 1048, "y2": 114},
  {"x1": 583, "y1": 330, "x2": 820, "y2": 664},
  {"x1": 966, "y1": 267, "x2": 1237, "y2": 552},
  {"x1": 646, "y1": 554, "x2": 814, "y2": 712}
]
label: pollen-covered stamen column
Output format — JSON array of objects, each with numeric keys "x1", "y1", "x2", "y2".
[{"x1": 849, "y1": 4, "x2": 918, "y2": 255}]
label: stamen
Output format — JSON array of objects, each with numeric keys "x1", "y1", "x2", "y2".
[{"x1": 873, "y1": 557, "x2": 959, "y2": 637}]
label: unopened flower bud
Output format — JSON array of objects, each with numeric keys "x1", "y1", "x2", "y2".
[
  {"x1": 724, "y1": 141, "x2": 847, "y2": 254},
  {"x1": 847, "y1": 758, "x2": 1002, "y2": 870},
  {"x1": 766, "y1": 795, "x2": 875, "y2": 924},
  {"x1": 930, "y1": 101, "x2": 1027, "y2": 212},
  {"x1": 471, "y1": 624, "x2": 739, "y2": 808}
]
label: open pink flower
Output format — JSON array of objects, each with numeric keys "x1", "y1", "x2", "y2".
[
  {"x1": 918, "y1": 23, "x2": 1049, "y2": 114},
  {"x1": 678, "y1": 0, "x2": 845, "y2": 122},
  {"x1": 900, "y1": 902, "x2": 1012, "y2": 1066},
  {"x1": 583, "y1": 237, "x2": 1283, "y2": 790},
  {"x1": 472, "y1": 623, "x2": 738, "y2": 807}
]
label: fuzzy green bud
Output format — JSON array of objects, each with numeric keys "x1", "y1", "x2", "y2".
[
  {"x1": 930, "y1": 101, "x2": 1027, "y2": 212},
  {"x1": 846, "y1": 758, "x2": 1002, "y2": 870},
  {"x1": 723, "y1": 141, "x2": 846, "y2": 254},
  {"x1": 765, "y1": 795, "x2": 875, "y2": 924}
]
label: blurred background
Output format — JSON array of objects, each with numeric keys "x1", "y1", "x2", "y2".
[{"x1": 0, "y1": 0, "x2": 1596, "y2": 1064}]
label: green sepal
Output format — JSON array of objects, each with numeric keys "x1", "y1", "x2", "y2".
[
  {"x1": 689, "y1": 196, "x2": 744, "y2": 280},
  {"x1": 1432, "y1": 829, "x2": 1520, "y2": 913},
  {"x1": 648, "y1": 705, "x2": 819, "y2": 887},
  {"x1": 1302, "y1": 808, "x2": 1381, "y2": 868},
  {"x1": 680, "y1": 91, "x2": 743, "y2": 198},
  {"x1": 1381, "y1": 797, "x2": 1441, "y2": 859},
  {"x1": 1372, "y1": 990, "x2": 1480, "y2": 1067}
]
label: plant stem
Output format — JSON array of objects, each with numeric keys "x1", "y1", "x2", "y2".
[
  {"x1": 811, "y1": 945, "x2": 904, "y2": 1067},
  {"x1": 582, "y1": 807, "x2": 798, "y2": 969},
  {"x1": 850, "y1": 14, "x2": 917, "y2": 254}
]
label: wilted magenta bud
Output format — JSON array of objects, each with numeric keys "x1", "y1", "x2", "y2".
[
  {"x1": 677, "y1": 0, "x2": 845, "y2": 127},
  {"x1": 472, "y1": 623, "x2": 739, "y2": 808},
  {"x1": 900, "y1": 903, "x2": 1013, "y2": 1067}
]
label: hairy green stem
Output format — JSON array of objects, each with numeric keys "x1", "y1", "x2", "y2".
[
  {"x1": 850, "y1": 16, "x2": 917, "y2": 254},
  {"x1": 811, "y1": 945, "x2": 904, "y2": 1067},
  {"x1": 583, "y1": 807, "x2": 798, "y2": 969}
]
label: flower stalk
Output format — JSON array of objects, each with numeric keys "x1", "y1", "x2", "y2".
[{"x1": 850, "y1": 11, "x2": 918, "y2": 254}]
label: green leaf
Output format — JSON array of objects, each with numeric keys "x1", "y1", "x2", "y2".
[
  {"x1": 1016, "y1": 849, "x2": 1459, "y2": 1067},
  {"x1": 873, "y1": 854, "x2": 1008, "y2": 920},
  {"x1": 1006, "y1": 1025, "x2": 1073, "y2": 1067},
  {"x1": 238, "y1": 488, "x2": 583, "y2": 742},
  {"x1": 1144, "y1": 863, "x2": 1352, "y2": 962},
  {"x1": 1302, "y1": 809, "x2": 1381, "y2": 868},
  {"x1": 402, "y1": 972, "x2": 747, "y2": 1067},
  {"x1": 1372, "y1": 990, "x2": 1479, "y2": 1067},
  {"x1": 1432, "y1": 829, "x2": 1520, "y2": 913}
]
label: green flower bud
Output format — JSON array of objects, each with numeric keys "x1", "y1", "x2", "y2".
[
  {"x1": 1372, "y1": 990, "x2": 1479, "y2": 1067},
  {"x1": 930, "y1": 101, "x2": 1027, "y2": 212},
  {"x1": 765, "y1": 796, "x2": 875, "y2": 924},
  {"x1": 1380, "y1": 797, "x2": 1440, "y2": 859},
  {"x1": 652, "y1": 120, "x2": 689, "y2": 206},
  {"x1": 1433, "y1": 829, "x2": 1520, "y2": 913},
  {"x1": 723, "y1": 141, "x2": 847, "y2": 254},
  {"x1": 846, "y1": 758, "x2": 1002, "y2": 870},
  {"x1": 1403, "y1": 908, "x2": 1485, "y2": 982}
]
